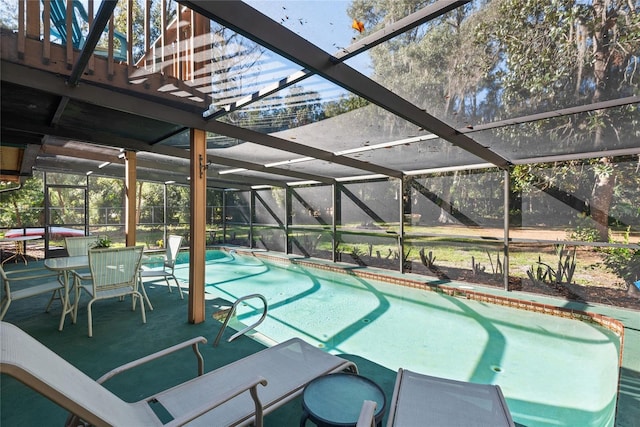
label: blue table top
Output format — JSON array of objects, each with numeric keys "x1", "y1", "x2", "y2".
[{"x1": 302, "y1": 373, "x2": 386, "y2": 425}]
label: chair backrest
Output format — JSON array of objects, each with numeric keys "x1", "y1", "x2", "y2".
[
  {"x1": 43, "y1": 0, "x2": 85, "y2": 48},
  {"x1": 89, "y1": 246, "x2": 144, "y2": 292},
  {"x1": 65, "y1": 236, "x2": 97, "y2": 256},
  {"x1": 42, "y1": 0, "x2": 128, "y2": 61},
  {"x1": 387, "y1": 369, "x2": 515, "y2": 426},
  {"x1": 165, "y1": 235, "x2": 184, "y2": 268}
]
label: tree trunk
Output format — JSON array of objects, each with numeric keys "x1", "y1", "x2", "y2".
[
  {"x1": 591, "y1": 156, "x2": 615, "y2": 241},
  {"x1": 11, "y1": 199, "x2": 22, "y2": 227},
  {"x1": 136, "y1": 181, "x2": 144, "y2": 224},
  {"x1": 438, "y1": 173, "x2": 456, "y2": 224},
  {"x1": 589, "y1": 0, "x2": 616, "y2": 241}
]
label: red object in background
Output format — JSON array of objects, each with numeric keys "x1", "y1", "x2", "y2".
[{"x1": 4, "y1": 227, "x2": 86, "y2": 239}]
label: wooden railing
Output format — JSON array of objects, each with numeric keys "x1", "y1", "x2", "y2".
[{"x1": 13, "y1": 0, "x2": 211, "y2": 104}]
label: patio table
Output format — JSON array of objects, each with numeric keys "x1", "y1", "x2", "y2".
[
  {"x1": 300, "y1": 373, "x2": 386, "y2": 427},
  {"x1": 44, "y1": 255, "x2": 87, "y2": 331},
  {"x1": 1, "y1": 235, "x2": 42, "y2": 265}
]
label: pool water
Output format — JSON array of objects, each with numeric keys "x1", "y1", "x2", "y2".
[{"x1": 172, "y1": 250, "x2": 620, "y2": 427}]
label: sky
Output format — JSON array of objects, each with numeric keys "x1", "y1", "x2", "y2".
[{"x1": 244, "y1": 0, "x2": 373, "y2": 74}]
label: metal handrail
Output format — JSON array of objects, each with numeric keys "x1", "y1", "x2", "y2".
[{"x1": 213, "y1": 293, "x2": 268, "y2": 347}]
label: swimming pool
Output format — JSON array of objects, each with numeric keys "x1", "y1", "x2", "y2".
[{"x1": 171, "y1": 249, "x2": 621, "y2": 427}]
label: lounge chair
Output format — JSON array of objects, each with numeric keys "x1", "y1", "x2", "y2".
[
  {"x1": 139, "y1": 234, "x2": 184, "y2": 299},
  {"x1": 0, "y1": 321, "x2": 358, "y2": 427},
  {"x1": 359, "y1": 368, "x2": 515, "y2": 427}
]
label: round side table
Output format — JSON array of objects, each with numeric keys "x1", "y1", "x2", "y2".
[{"x1": 300, "y1": 373, "x2": 386, "y2": 427}]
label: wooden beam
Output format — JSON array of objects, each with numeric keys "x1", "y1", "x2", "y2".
[
  {"x1": 26, "y1": 0, "x2": 39, "y2": 41},
  {"x1": 124, "y1": 151, "x2": 136, "y2": 246},
  {"x1": 188, "y1": 128, "x2": 206, "y2": 324}
]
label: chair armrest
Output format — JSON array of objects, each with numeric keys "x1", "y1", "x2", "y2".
[
  {"x1": 5, "y1": 267, "x2": 61, "y2": 281},
  {"x1": 96, "y1": 337, "x2": 208, "y2": 384},
  {"x1": 69, "y1": 269, "x2": 91, "y2": 279},
  {"x1": 356, "y1": 400, "x2": 377, "y2": 427},
  {"x1": 163, "y1": 376, "x2": 268, "y2": 427}
]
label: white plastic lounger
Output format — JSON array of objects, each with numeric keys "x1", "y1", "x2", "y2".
[
  {"x1": 384, "y1": 368, "x2": 515, "y2": 427},
  {"x1": 0, "y1": 322, "x2": 358, "y2": 427}
]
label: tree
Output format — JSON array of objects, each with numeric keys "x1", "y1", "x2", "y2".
[
  {"x1": 89, "y1": 176, "x2": 124, "y2": 225},
  {"x1": 0, "y1": 174, "x2": 44, "y2": 228},
  {"x1": 349, "y1": 0, "x2": 639, "y2": 240},
  {"x1": 0, "y1": 0, "x2": 17, "y2": 30},
  {"x1": 477, "y1": 0, "x2": 639, "y2": 240}
]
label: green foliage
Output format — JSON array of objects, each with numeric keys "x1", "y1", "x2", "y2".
[
  {"x1": 471, "y1": 256, "x2": 486, "y2": 276},
  {"x1": 0, "y1": 174, "x2": 44, "y2": 228},
  {"x1": 485, "y1": 250, "x2": 503, "y2": 277},
  {"x1": 419, "y1": 248, "x2": 436, "y2": 269},
  {"x1": 568, "y1": 213, "x2": 600, "y2": 242},
  {"x1": 89, "y1": 177, "x2": 124, "y2": 224},
  {"x1": 602, "y1": 228, "x2": 640, "y2": 284},
  {"x1": 604, "y1": 249, "x2": 640, "y2": 285},
  {"x1": 527, "y1": 245, "x2": 577, "y2": 285},
  {"x1": 94, "y1": 236, "x2": 112, "y2": 248},
  {"x1": 323, "y1": 94, "x2": 370, "y2": 118}
]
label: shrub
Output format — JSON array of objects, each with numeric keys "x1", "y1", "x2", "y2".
[{"x1": 604, "y1": 248, "x2": 640, "y2": 284}]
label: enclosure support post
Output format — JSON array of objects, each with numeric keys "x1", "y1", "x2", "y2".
[
  {"x1": 250, "y1": 189, "x2": 255, "y2": 249},
  {"x1": 124, "y1": 151, "x2": 136, "y2": 247},
  {"x1": 222, "y1": 191, "x2": 227, "y2": 244},
  {"x1": 332, "y1": 184, "x2": 339, "y2": 262},
  {"x1": 188, "y1": 128, "x2": 207, "y2": 324},
  {"x1": 285, "y1": 187, "x2": 291, "y2": 254},
  {"x1": 163, "y1": 182, "x2": 168, "y2": 246},
  {"x1": 44, "y1": 172, "x2": 51, "y2": 256},
  {"x1": 503, "y1": 168, "x2": 510, "y2": 291},
  {"x1": 84, "y1": 175, "x2": 90, "y2": 237},
  {"x1": 399, "y1": 177, "x2": 405, "y2": 274}
]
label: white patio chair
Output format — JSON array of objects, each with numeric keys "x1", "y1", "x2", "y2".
[
  {"x1": 74, "y1": 245, "x2": 145, "y2": 337},
  {"x1": 63, "y1": 236, "x2": 96, "y2": 290},
  {"x1": 0, "y1": 265, "x2": 64, "y2": 320},
  {"x1": 0, "y1": 321, "x2": 358, "y2": 427},
  {"x1": 139, "y1": 234, "x2": 184, "y2": 299},
  {"x1": 64, "y1": 236, "x2": 96, "y2": 257}
]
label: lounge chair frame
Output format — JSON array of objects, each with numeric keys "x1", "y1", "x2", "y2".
[{"x1": 0, "y1": 322, "x2": 358, "y2": 427}]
